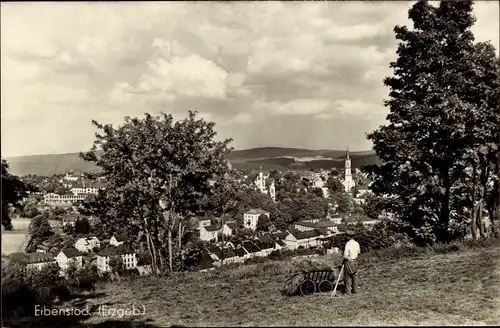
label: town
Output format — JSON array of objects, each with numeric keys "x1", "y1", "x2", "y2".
[
  {"x1": 1, "y1": 1, "x2": 499, "y2": 327},
  {"x1": 5, "y1": 149, "x2": 381, "y2": 276}
]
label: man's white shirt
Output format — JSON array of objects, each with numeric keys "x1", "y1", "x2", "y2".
[{"x1": 344, "y1": 239, "x2": 360, "y2": 260}]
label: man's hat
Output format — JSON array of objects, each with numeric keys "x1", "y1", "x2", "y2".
[{"x1": 346, "y1": 230, "x2": 355, "y2": 236}]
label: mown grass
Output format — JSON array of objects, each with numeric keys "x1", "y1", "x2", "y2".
[{"x1": 73, "y1": 240, "x2": 500, "y2": 327}]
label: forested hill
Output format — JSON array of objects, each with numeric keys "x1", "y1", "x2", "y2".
[{"x1": 4, "y1": 147, "x2": 380, "y2": 176}]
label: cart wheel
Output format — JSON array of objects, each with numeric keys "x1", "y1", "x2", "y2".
[
  {"x1": 299, "y1": 279, "x2": 316, "y2": 296},
  {"x1": 317, "y1": 280, "x2": 333, "y2": 293}
]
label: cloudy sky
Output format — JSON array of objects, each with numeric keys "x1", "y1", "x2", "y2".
[{"x1": 1, "y1": 1, "x2": 499, "y2": 157}]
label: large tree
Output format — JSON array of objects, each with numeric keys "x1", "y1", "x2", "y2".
[
  {"x1": 364, "y1": 0, "x2": 499, "y2": 244},
  {"x1": 2, "y1": 159, "x2": 29, "y2": 230},
  {"x1": 81, "y1": 111, "x2": 232, "y2": 272}
]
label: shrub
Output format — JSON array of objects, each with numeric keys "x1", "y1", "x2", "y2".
[{"x1": 1, "y1": 277, "x2": 38, "y2": 317}]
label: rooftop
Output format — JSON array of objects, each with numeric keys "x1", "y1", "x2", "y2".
[
  {"x1": 245, "y1": 208, "x2": 269, "y2": 215},
  {"x1": 289, "y1": 229, "x2": 322, "y2": 240},
  {"x1": 113, "y1": 233, "x2": 128, "y2": 242},
  {"x1": 60, "y1": 247, "x2": 83, "y2": 258},
  {"x1": 27, "y1": 252, "x2": 56, "y2": 264},
  {"x1": 97, "y1": 245, "x2": 135, "y2": 257},
  {"x1": 242, "y1": 240, "x2": 261, "y2": 253},
  {"x1": 295, "y1": 220, "x2": 338, "y2": 228}
]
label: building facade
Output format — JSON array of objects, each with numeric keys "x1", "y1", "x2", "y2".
[
  {"x1": 342, "y1": 147, "x2": 355, "y2": 193},
  {"x1": 243, "y1": 209, "x2": 270, "y2": 230}
]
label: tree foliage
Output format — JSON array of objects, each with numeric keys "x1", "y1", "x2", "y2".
[
  {"x1": 256, "y1": 213, "x2": 271, "y2": 231},
  {"x1": 26, "y1": 215, "x2": 54, "y2": 252},
  {"x1": 364, "y1": 0, "x2": 499, "y2": 245},
  {"x1": 2, "y1": 159, "x2": 29, "y2": 230},
  {"x1": 80, "y1": 111, "x2": 232, "y2": 272}
]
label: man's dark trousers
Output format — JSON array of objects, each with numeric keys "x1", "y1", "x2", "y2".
[{"x1": 343, "y1": 259, "x2": 358, "y2": 294}]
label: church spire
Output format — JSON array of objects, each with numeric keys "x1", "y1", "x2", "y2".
[{"x1": 346, "y1": 145, "x2": 350, "y2": 160}]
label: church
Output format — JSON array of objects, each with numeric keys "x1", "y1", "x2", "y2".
[
  {"x1": 342, "y1": 147, "x2": 355, "y2": 193},
  {"x1": 254, "y1": 168, "x2": 276, "y2": 202}
]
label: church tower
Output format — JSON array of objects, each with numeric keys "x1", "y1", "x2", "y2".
[
  {"x1": 342, "y1": 146, "x2": 355, "y2": 193},
  {"x1": 269, "y1": 181, "x2": 276, "y2": 203}
]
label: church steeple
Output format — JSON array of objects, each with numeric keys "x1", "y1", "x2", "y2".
[{"x1": 342, "y1": 145, "x2": 355, "y2": 193}]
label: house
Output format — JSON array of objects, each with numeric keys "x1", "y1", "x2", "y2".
[
  {"x1": 214, "y1": 250, "x2": 240, "y2": 266},
  {"x1": 200, "y1": 224, "x2": 220, "y2": 242},
  {"x1": 205, "y1": 245, "x2": 223, "y2": 261},
  {"x1": 271, "y1": 231, "x2": 288, "y2": 241},
  {"x1": 96, "y1": 245, "x2": 137, "y2": 272},
  {"x1": 198, "y1": 217, "x2": 212, "y2": 228},
  {"x1": 321, "y1": 187, "x2": 330, "y2": 198},
  {"x1": 328, "y1": 213, "x2": 343, "y2": 225},
  {"x1": 110, "y1": 233, "x2": 128, "y2": 246},
  {"x1": 243, "y1": 209, "x2": 270, "y2": 231},
  {"x1": 198, "y1": 252, "x2": 216, "y2": 272},
  {"x1": 254, "y1": 234, "x2": 276, "y2": 255},
  {"x1": 345, "y1": 215, "x2": 379, "y2": 228},
  {"x1": 216, "y1": 241, "x2": 235, "y2": 250},
  {"x1": 241, "y1": 240, "x2": 263, "y2": 258},
  {"x1": 284, "y1": 230, "x2": 322, "y2": 250},
  {"x1": 275, "y1": 239, "x2": 285, "y2": 250},
  {"x1": 223, "y1": 222, "x2": 238, "y2": 236},
  {"x1": 233, "y1": 247, "x2": 247, "y2": 260},
  {"x1": 56, "y1": 248, "x2": 83, "y2": 271},
  {"x1": 70, "y1": 181, "x2": 103, "y2": 195},
  {"x1": 74, "y1": 236, "x2": 100, "y2": 253},
  {"x1": 44, "y1": 193, "x2": 89, "y2": 206},
  {"x1": 311, "y1": 175, "x2": 325, "y2": 189},
  {"x1": 294, "y1": 220, "x2": 338, "y2": 235},
  {"x1": 62, "y1": 216, "x2": 77, "y2": 227},
  {"x1": 26, "y1": 253, "x2": 57, "y2": 271}
]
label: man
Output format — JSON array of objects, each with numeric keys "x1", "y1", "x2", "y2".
[{"x1": 342, "y1": 230, "x2": 360, "y2": 295}]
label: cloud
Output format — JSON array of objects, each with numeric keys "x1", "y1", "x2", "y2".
[{"x1": 1, "y1": 1, "x2": 498, "y2": 157}]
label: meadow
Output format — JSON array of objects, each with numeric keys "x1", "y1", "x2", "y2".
[
  {"x1": 1, "y1": 218, "x2": 31, "y2": 256},
  {"x1": 1, "y1": 217, "x2": 61, "y2": 257},
  {"x1": 20, "y1": 240, "x2": 499, "y2": 327}
]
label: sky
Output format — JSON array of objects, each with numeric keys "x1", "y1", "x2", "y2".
[{"x1": 1, "y1": 1, "x2": 499, "y2": 158}]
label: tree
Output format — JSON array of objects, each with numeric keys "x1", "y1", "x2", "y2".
[
  {"x1": 310, "y1": 187, "x2": 324, "y2": 198},
  {"x1": 109, "y1": 255, "x2": 124, "y2": 274},
  {"x1": 364, "y1": 0, "x2": 499, "y2": 244},
  {"x1": 362, "y1": 193, "x2": 384, "y2": 219},
  {"x1": 74, "y1": 217, "x2": 91, "y2": 236},
  {"x1": 26, "y1": 215, "x2": 54, "y2": 251},
  {"x1": 256, "y1": 214, "x2": 271, "y2": 232},
  {"x1": 22, "y1": 204, "x2": 41, "y2": 219},
  {"x1": 203, "y1": 175, "x2": 238, "y2": 266},
  {"x1": 326, "y1": 177, "x2": 344, "y2": 195},
  {"x1": 331, "y1": 192, "x2": 355, "y2": 214},
  {"x1": 66, "y1": 261, "x2": 79, "y2": 280},
  {"x1": 80, "y1": 111, "x2": 232, "y2": 273},
  {"x1": 2, "y1": 159, "x2": 29, "y2": 230}
]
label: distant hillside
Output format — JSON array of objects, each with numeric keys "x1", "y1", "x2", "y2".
[
  {"x1": 5, "y1": 153, "x2": 101, "y2": 176},
  {"x1": 227, "y1": 147, "x2": 365, "y2": 160},
  {"x1": 4, "y1": 147, "x2": 381, "y2": 176}
]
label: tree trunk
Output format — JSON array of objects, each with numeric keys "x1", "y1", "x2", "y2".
[
  {"x1": 143, "y1": 217, "x2": 158, "y2": 273},
  {"x1": 178, "y1": 222, "x2": 182, "y2": 249},
  {"x1": 168, "y1": 228, "x2": 173, "y2": 271},
  {"x1": 471, "y1": 205, "x2": 477, "y2": 241},
  {"x1": 477, "y1": 200, "x2": 485, "y2": 239},
  {"x1": 145, "y1": 233, "x2": 156, "y2": 273},
  {"x1": 439, "y1": 180, "x2": 451, "y2": 242},
  {"x1": 221, "y1": 225, "x2": 225, "y2": 267}
]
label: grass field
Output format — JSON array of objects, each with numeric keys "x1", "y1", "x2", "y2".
[
  {"x1": 30, "y1": 243, "x2": 499, "y2": 327},
  {"x1": 1, "y1": 218, "x2": 61, "y2": 257},
  {"x1": 1, "y1": 218, "x2": 31, "y2": 256}
]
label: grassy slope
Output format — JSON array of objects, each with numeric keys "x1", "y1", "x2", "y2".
[
  {"x1": 5, "y1": 148, "x2": 379, "y2": 176},
  {"x1": 62, "y1": 245, "x2": 500, "y2": 327}
]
